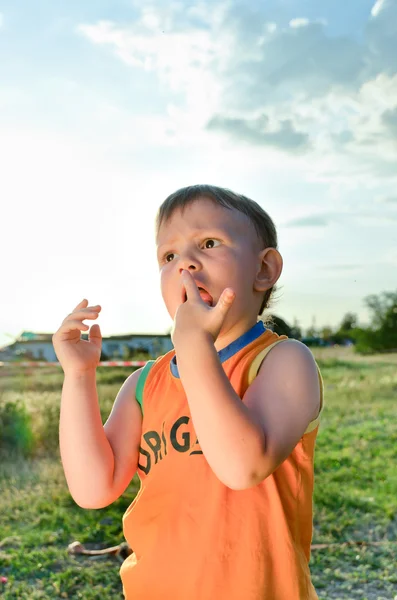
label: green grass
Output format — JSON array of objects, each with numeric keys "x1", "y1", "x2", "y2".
[{"x1": 0, "y1": 349, "x2": 396, "y2": 599}]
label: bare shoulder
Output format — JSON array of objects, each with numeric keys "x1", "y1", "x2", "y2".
[
  {"x1": 264, "y1": 339, "x2": 320, "y2": 417},
  {"x1": 257, "y1": 338, "x2": 318, "y2": 370},
  {"x1": 104, "y1": 366, "x2": 144, "y2": 429},
  {"x1": 245, "y1": 338, "x2": 321, "y2": 422},
  {"x1": 263, "y1": 338, "x2": 318, "y2": 375},
  {"x1": 277, "y1": 338, "x2": 317, "y2": 362},
  {"x1": 124, "y1": 365, "x2": 145, "y2": 392}
]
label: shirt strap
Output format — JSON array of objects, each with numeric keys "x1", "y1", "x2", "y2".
[{"x1": 135, "y1": 360, "x2": 156, "y2": 414}]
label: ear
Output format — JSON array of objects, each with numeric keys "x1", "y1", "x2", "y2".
[{"x1": 254, "y1": 247, "x2": 283, "y2": 293}]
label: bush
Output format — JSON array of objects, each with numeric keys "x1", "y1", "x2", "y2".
[
  {"x1": 353, "y1": 325, "x2": 396, "y2": 355},
  {"x1": 0, "y1": 397, "x2": 35, "y2": 458},
  {"x1": 35, "y1": 400, "x2": 61, "y2": 455}
]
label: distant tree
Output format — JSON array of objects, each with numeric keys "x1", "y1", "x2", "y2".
[
  {"x1": 330, "y1": 312, "x2": 359, "y2": 345},
  {"x1": 353, "y1": 290, "x2": 397, "y2": 354},
  {"x1": 266, "y1": 315, "x2": 294, "y2": 337},
  {"x1": 340, "y1": 312, "x2": 358, "y2": 331},
  {"x1": 320, "y1": 326, "x2": 333, "y2": 343},
  {"x1": 290, "y1": 318, "x2": 303, "y2": 340},
  {"x1": 305, "y1": 326, "x2": 317, "y2": 338}
]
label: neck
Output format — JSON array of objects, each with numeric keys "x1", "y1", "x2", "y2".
[{"x1": 214, "y1": 315, "x2": 259, "y2": 352}]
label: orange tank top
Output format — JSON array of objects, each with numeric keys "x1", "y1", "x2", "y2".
[{"x1": 120, "y1": 321, "x2": 324, "y2": 599}]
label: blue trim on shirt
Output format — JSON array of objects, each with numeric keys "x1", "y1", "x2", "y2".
[{"x1": 170, "y1": 320, "x2": 266, "y2": 378}]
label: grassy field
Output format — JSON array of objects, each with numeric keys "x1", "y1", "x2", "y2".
[{"x1": 0, "y1": 346, "x2": 396, "y2": 599}]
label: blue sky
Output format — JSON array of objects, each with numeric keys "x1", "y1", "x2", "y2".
[{"x1": 1, "y1": 0, "x2": 396, "y2": 348}]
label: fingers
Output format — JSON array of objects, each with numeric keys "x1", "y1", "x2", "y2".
[
  {"x1": 73, "y1": 298, "x2": 88, "y2": 312},
  {"x1": 59, "y1": 302, "x2": 101, "y2": 333},
  {"x1": 71, "y1": 309, "x2": 101, "y2": 320},
  {"x1": 216, "y1": 288, "x2": 235, "y2": 313},
  {"x1": 181, "y1": 270, "x2": 201, "y2": 301},
  {"x1": 222, "y1": 288, "x2": 235, "y2": 302},
  {"x1": 71, "y1": 299, "x2": 101, "y2": 315},
  {"x1": 72, "y1": 298, "x2": 101, "y2": 309},
  {"x1": 63, "y1": 319, "x2": 90, "y2": 332}
]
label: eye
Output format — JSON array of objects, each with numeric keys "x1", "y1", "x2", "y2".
[
  {"x1": 203, "y1": 239, "x2": 220, "y2": 249},
  {"x1": 161, "y1": 239, "x2": 220, "y2": 264}
]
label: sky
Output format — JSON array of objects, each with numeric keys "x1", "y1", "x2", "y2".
[{"x1": 1, "y1": 0, "x2": 397, "y2": 348}]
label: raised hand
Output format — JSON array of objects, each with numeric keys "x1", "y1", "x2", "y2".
[
  {"x1": 171, "y1": 270, "x2": 235, "y2": 347},
  {"x1": 52, "y1": 299, "x2": 102, "y2": 375}
]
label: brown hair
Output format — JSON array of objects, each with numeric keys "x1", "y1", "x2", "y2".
[{"x1": 155, "y1": 184, "x2": 282, "y2": 326}]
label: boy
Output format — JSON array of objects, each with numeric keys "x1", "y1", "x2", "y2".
[{"x1": 53, "y1": 184, "x2": 323, "y2": 599}]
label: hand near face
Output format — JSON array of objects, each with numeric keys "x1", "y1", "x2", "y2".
[{"x1": 171, "y1": 270, "x2": 235, "y2": 347}]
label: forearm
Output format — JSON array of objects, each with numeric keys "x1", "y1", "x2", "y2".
[
  {"x1": 175, "y1": 334, "x2": 265, "y2": 490},
  {"x1": 59, "y1": 371, "x2": 114, "y2": 508}
]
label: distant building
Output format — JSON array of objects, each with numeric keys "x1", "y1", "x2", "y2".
[{"x1": 0, "y1": 331, "x2": 173, "y2": 362}]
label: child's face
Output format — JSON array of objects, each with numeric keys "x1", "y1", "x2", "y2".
[{"x1": 156, "y1": 197, "x2": 267, "y2": 328}]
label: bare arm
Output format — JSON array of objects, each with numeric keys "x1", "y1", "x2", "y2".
[
  {"x1": 59, "y1": 367, "x2": 143, "y2": 509},
  {"x1": 176, "y1": 334, "x2": 266, "y2": 490},
  {"x1": 176, "y1": 335, "x2": 320, "y2": 490}
]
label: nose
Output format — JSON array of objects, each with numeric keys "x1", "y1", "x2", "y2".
[{"x1": 177, "y1": 250, "x2": 202, "y2": 275}]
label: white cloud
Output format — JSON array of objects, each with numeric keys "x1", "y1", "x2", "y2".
[
  {"x1": 265, "y1": 22, "x2": 277, "y2": 34},
  {"x1": 2, "y1": 1, "x2": 396, "y2": 343},
  {"x1": 76, "y1": 1, "x2": 397, "y2": 186},
  {"x1": 77, "y1": 15, "x2": 226, "y2": 130},
  {"x1": 371, "y1": 0, "x2": 386, "y2": 18},
  {"x1": 289, "y1": 18, "x2": 310, "y2": 28},
  {"x1": 207, "y1": 114, "x2": 310, "y2": 153}
]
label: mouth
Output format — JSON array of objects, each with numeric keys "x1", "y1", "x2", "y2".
[{"x1": 182, "y1": 284, "x2": 213, "y2": 306}]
